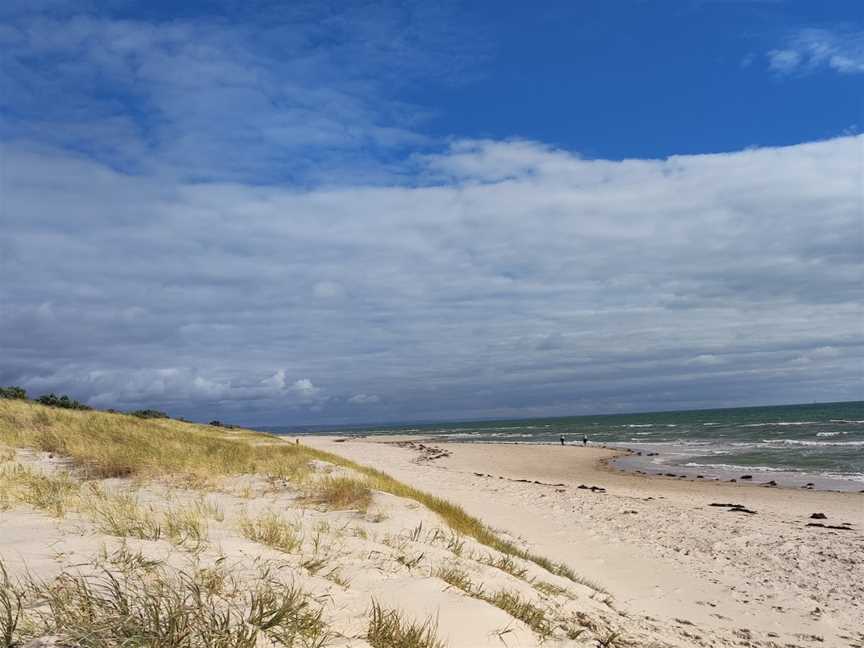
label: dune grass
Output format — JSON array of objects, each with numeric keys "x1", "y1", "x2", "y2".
[
  {"x1": 0, "y1": 398, "x2": 309, "y2": 483},
  {"x1": 304, "y1": 476, "x2": 372, "y2": 511},
  {"x1": 239, "y1": 512, "x2": 303, "y2": 553},
  {"x1": 0, "y1": 557, "x2": 330, "y2": 648},
  {"x1": 434, "y1": 565, "x2": 552, "y2": 640},
  {"x1": 367, "y1": 601, "x2": 445, "y2": 648},
  {"x1": 0, "y1": 398, "x2": 587, "y2": 588},
  {"x1": 0, "y1": 465, "x2": 210, "y2": 548}
]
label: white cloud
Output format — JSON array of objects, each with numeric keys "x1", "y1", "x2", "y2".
[
  {"x1": 289, "y1": 379, "x2": 322, "y2": 403},
  {"x1": 767, "y1": 28, "x2": 864, "y2": 75},
  {"x1": 348, "y1": 393, "x2": 380, "y2": 404},
  {"x1": 2, "y1": 135, "x2": 861, "y2": 423}
]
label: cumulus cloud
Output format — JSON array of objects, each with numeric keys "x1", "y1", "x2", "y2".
[
  {"x1": 2, "y1": 134, "x2": 861, "y2": 423},
  {"x1": 1, "y1": 5, "x2": 861, "y2": 425},
  {"x1": 768, "y1": 28, "x2": 864, "y2": 75}
]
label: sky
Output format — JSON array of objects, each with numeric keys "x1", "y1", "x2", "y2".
[{"x1": 1, "y1": 0, "x2": 862, "y2": 425}]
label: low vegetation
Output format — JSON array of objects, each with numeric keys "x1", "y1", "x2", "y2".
[
  {"x1": 304, "y1": 476, "x2": 372, "y2": 511},
  {"x1": 0, "y1": 386, "x2": 27, "y2": 400},
  {"x1": 435, "y1": 565, "x2": 552, "y2": 640},
  {"x1": 35, "y1": 393, "x2": 92, "y2": 411},
  {"x1": 0, "y1": 557, "x2": 330, "y2": 648},
  {"x1": 0, "y1": 396, "x2": 598, "y2": 598},
  {"x1": 367, "y1": 600, "x2": 445, "y2": 648},
  {"x1": 239, "y1": 512, "x2": 303, "y2": 553}
]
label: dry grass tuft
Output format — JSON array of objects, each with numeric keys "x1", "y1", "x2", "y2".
[
  {"x1": 367, "y1": 600, "x2": 445, "y2": 648},
  {"x1": 434, "y1": 566, "x2": 476, "y2": 593},
  {"x1": 0, "y1": 464, "x2": 78, "y2": 517},
  {"x1": 239, "y1": 512, "x2": 303, "y2": 553},
  {"x1": 484, "y1": 590, "x2": 552, "y2": 640},
  {"x1": 533, "y1": 580, "x2": 570, "y2": 598},
  {"x1": 305, "y1": 476, "x2": 372, "y2": 511},
  {"x1": 0, "y1": 557, "x2": 331, "y2": 648},
  {"x1": 480, "y1": 553, "x2": 529, "y2": 580}
]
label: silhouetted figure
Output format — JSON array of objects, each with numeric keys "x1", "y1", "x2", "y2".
[
  {"x1": 582, "y1": 434, "x2": 588, "y2": 447},
  {"x1": 560, "y1": 435, "x2": 565, "y2": 446}
]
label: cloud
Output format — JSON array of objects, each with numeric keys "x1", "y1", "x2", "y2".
[
  {"x1": 349, "y1": 394, "x2": 381, "y2": 405},
  {"x1": 0, "y1": 4, "x2": 486, "y2": 183},
  {"x1": 767, "y1": 28, "x2": 864, "y2": 75},
  {"x1": 2, "y1": 134, "x2": 861, "y2": 423},
  {"x1": 1, "y1": 5, "x2": 861, "y2": 425}
]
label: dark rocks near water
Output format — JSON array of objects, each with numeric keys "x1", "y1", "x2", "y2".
[
  {"x1": 810, "y1": 513, "x2": 827, "y2": 519},
  {"x1": 577, "y1": 484, "x2": 607, "y2": 492},
  {"x1": 393, "y1": 440, "x2": 452, "y2": 464},
  {"x1": 806, "y1": 522, "x2": 854, "y2": 531},
  {"x1": 763, "y1": 480, "x2": 777, "y2": 487},
  {"x1": 709, "y1": 502, "x2": 756, "y2": 514},
  {"x1": 740, "y1": 475, "x2": 753, "y2": 480}
]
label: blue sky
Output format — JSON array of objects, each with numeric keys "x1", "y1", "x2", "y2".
[{"x1": 1, "y1": 1, "x2": 862, "y2": 424}]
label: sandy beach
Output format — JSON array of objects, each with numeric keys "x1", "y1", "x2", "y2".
[
  {"x1": 304, "y1": 436, "x2": 864, "y2": 647},
  {"x1": 2, "y1": 398, "x2": 862, "y2": 648}
]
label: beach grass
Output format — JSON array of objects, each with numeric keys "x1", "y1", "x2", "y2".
[
  {"x1": 239, "y1": 512, "x2": 304, "y2": 553},
  {"x1": 0, "y1": 398, "x2": 590, "y2": 588},
  {"x1": 0, "y1": 556, "x2": 330, "y2": 648},
  {"x1": 367, "y1": 600, "x2": 445, "y2": 648},
  {"x1": 305, "y1": 475, "x2": 372, "y2": 511}
]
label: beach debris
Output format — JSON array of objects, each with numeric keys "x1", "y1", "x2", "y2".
[
  {"x1": 696, "y1": 475, "x2": 704, "y2": 479},
  {"x1": 740, "y1": 475, "x2": 753, "y2": 480},
  {"x1": 393, "y1": 440, "x2": 452, "y2": 464},
  {"x1": 810, "y1": 513, "x2": 827, "y2": 519},
  {"x1": 709, "y1": 502, "x2": 756, "y2": 514},
  {"x1": 576, "y1": 484, "x2": 606, "y2": 492},
  {"x1": 762, "y1": 480, "x2": 778, "y2": 487},
  {"x1": 806, "y1": 522, "x2": 854, "y2": 531}
]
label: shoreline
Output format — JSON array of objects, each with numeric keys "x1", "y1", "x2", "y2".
[
  {"x1": 293, "y1": 432, "x2": 864, "y2": 494},
  {"x1": 303, "y1": 434, "x2": 864, "y2": 647}
]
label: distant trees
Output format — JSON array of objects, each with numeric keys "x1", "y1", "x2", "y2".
[
  {"x1": 209, "y1": 420, "x2": 238, "y2": 429},
  {"x1": 0, "y1": 386, "x2": 197, "y2": 426},
  {"x1": 35, "y1": 393, "x2": 92, "y2": 410},
  {"x1": 129, "y1": 409, "x2": 169, "y2": 419},
  {"x1": 0, "y1": 386, "x2": 27, "y2": 400}
]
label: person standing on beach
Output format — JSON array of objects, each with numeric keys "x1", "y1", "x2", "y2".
[
  {"x1": 582, "y1": 434, "x2": 588, "y2": 447},
  {"x1": 560, "y1": 435, "x2": 565, "y2": 446}
]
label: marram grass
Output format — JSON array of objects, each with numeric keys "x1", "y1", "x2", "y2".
[{"x1": 0, "y1": 398, "x2": 593, "y2": 589}]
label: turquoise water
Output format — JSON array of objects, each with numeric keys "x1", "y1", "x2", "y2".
[{"x1": 266, "y1": 401, "x2": 864, "y2": 489}]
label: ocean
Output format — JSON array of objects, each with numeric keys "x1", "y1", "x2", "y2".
[{"x1": 266, "y1": 401, "x2": 864, "y2": 491}]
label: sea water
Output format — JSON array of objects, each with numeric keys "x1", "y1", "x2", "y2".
[{"x1": 265, "y1": 401, "x2": 864, "y2": 491}]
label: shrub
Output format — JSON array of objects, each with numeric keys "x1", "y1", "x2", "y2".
[
  {"x1": 0, "y1": 386, "x2": 27, "y2": 400},
  {"x1": 129, "y1": 409, "x2": 169, "y2": 419},
  {"x1": 35, "y1": 393, "x2": 91, "y2": 411}
]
